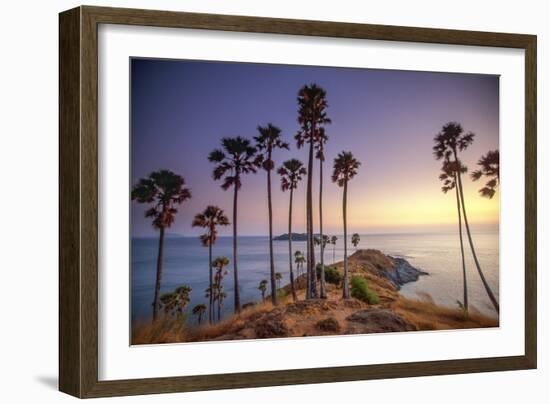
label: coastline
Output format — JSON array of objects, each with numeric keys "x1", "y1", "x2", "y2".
[{"x1": 132, "y1": 249, "x2": 498, "y2": 344}]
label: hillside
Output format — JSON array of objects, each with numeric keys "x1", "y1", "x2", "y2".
[{"x1": 132, "y1": 249, "x2": 498, "y2": 344}]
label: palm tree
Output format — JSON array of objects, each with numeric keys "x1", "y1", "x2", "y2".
[
  {"x1": 217, "y1": 291, "x2": 227, "y2": 321},
  {"x1": 296, "y1": 84, "x2": 331, "y2": 299},
  {"x1": 433, "y1": 122, "x2": 499, "y2": 312},
  {"x1": 159, "y1": 285, "x2": 192, "y2": 320},
  {"x1": 332, "y1": 151, "x2": 361, "y2": 299},
  {"x1": 258, "y1": 279, "x2": 268, "y2": 302},
  {"x1": 314, "y1": 235, "x2": 330, "y2": 289},
  {"x1": 315, "y1": 127, "x2": 330, "y2": 298},
  {"x1": 255, "y1": 124, "x2": 289, "y2": 306},
  {"x1": 131, "y1": 170, "x2": 191, "y2": 321},
  {"x1": 471, "y1": 150, "x2": 499, "y2": 199},
  {"x1": 351, "y1": 233, "x2": 360, "y2": 251},
  {"x1": 212, "y1": 256, "x2": 230, "y2": 321},
  {"x1": 294, "y1": 250, "x2": 306, "y2": 278},
  {"x1": 330, "y1": 235, "x2": 338, "y2": 263},
  {"x1": 192, "y1": 206, "x2": 230, "y2": 324},
  {"x1": 278, "y1": 158, "x2": 306, "y2": 302},
  {"x1": 438, "y1": 159, "x2": 469, "y2": 313},
  {"x1": 275, "y1": 272, "x2": 282, "y2": 290},
  {"x1": 209, "y1": 137, "x2": 257, "y2": 313},
  {"x1": 192, "y1": 304, "x2": 207, "y2": 325}
]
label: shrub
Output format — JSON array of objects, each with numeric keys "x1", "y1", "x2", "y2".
[
  {"x1": 316, "y1": 264, "x2": 341, "y2": 285},
  {"x1": 350, "y1": 276, "x2": 379, "y2": 304}
]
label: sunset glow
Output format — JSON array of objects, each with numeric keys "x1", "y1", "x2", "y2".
[{"x1": 131, "y1": 59, "x2": 499, "y2": 236}]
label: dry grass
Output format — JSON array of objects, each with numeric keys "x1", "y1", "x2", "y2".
[
  {"x1": 132, "y1": 301, "x2": 276, "y2": 345},
  {"x1": 393, "y1": 297, "x2": 499, "y2": 331}
]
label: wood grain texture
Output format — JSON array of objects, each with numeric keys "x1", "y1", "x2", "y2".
[
  {"x1": 59, "y1": 7, "x2": 81, "y2": 397},
  {"x1": 58, "y1": 5, "x2": 537, "y2": 398}
]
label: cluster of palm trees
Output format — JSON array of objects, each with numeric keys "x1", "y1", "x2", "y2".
[
  {"x1": 132, "y1": 83, "x2": 365, "y2": 324},
  {"x1": 434, "y1": 122, "x2": 500, "y2": 314}
]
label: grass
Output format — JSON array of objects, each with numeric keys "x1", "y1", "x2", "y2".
[
  {"x1": 132, "y1": 301, "x2": 276, "y2": 345},
  {"x1": 350, "y1": 275, "x2": 379, "y2": 304},
  {"x1": 394, "y1": 297, "x2": 499, "y2": 331}
]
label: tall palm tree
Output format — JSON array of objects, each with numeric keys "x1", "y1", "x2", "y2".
[
  {"x1": 330, "y1": 235, "x2": 338, "y2": 263},
  {"x1": 351, "y1": 233, "x2": 360, "y2": 251},
  {"x1": 209, "y1": 137, "x2": 257, "y2": 313},
  {"x1": 255, "y1": 124, "x2": 289, "y2": 306},
  {"x1": 212, "y1": 256, "x2": 230, "y2": 321},
  {"x1": 332, "y1": 151, "x2": 361, "y2": 299},
  {"x1": 296, "y1": 84, "x2": 331, "y2": 299},
  {"x1": 438, "y1": 159, "x2": 469, "y2": 312},
  {"x1": 433, "y1": 122, "x2": 499, "y2": 312},
  {"x1": 131, "y1": 170, "x2": 191, "y2": 321},
  {"x1": 471, "y1": 150, "x2": 499, "y2": 199},
  {"x1": 192, "y1": 206, "x2": 230, "y2": 324},
  {"x1": 192, "y1": 304, "x2": 207, "y2": 325},
  {"x1": 294, "y1": 251, "x2": 305, "y2": 278},
  {"x1": 278, "y1": 158, "x2": 306, "y2": 302},
  {"x1": 258, "y1": 279, "x2": 268, "y2": 302},
  {"x1": 315, "y1": 128, "x2": 330, "y2": 298}
]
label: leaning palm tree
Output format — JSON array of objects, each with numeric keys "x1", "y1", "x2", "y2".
[
  {"x1": 192, "y1": 206, "x2": 229, "y2": 324},
  {"x1": 255, "y1": 124, "x2": 289, "y2": 306},
  {"x1": 315, "y1": 127, "x2": 330, "y2": 298},
  {"x1": 471, "y1": 149, "x2": 499, "y2": 199},
  {"x1": 192, "y1": 304, "x2": 207, "y2": 325},
  {"x1": 131, "y1": 170, "x2": 191, "y2": 322},
  {"x1": 212, "y1": 256, "x2": 230, "y2": 321},
  {"x1": 438, "y1": 158, "x2": 469, "y2": 313},
  {"x1": 330, "y1": 235, "x2": 338, "y2": 263},
  {"x1": 209, "y1": 137, "x2": 257, "y2": 312},
  {"x1": 433, "y1": 122, "x2": 499, "y2": 312},
  {"x1": 294, "y1": 250, "x2": 306, "y2": 278},
  {"x1": 278, "y1": 158, "x2": 306, "y2": 302},
  {"x1": 258, "y1": 279, "x2": 268, "y2": 302},
  {"x1": 296, "y1": 84, "x2": 331, "y2": 299},
  {"x1": 351, "y1": 233, "x2": 360, "y2": 251},
  {"x1": 332, "y1": 151, "x2": 361, "y2": 299}
]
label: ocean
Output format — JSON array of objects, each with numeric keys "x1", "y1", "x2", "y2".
[{"x1": 131, "y1": 230, "x2": 499, "y2": 323}]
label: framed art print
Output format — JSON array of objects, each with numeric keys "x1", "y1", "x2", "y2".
[{"x1": 59, "y1": 6, "x2": 537, "y2": 398}]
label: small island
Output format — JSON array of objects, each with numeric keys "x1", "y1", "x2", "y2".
[{"x1": 274, "y1": 233, "x2": 317, "y2": 241}]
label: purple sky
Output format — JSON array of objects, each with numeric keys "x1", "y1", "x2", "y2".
[{"x1": 131, "y1": 58, "x2": 499, "y2": 237}]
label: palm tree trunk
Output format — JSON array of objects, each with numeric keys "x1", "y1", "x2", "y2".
[
  {"x1": 267, "y1": 165, "x2": 278, "y2": 305},
  {"x1": 288, "y1": 188, "x2": 298, "y2": 302},
  {"x1": 306, "y1": 137, "x2": 314, "y2": 299},
  {"x1": 454, "y1": 173, "x2": 468, "y2": 312},
  {"x1": 454, "y1": 154, "x2": 499, "y2": 313},
  {"x1": 333, "y1": 244, "x2": 336, "y2": 264},
  {"x1": 319, "y1": 156, "x2": 327, "y2": 298},
  {"x1": 233, "y1": 180, "x2": 241, "y2": 312},
  {"x1": 152, "y1": 226, "x2": 165, "y2": 322},
  {"x1": 342, "y1": 181, "x2": 350, "y2": 299},
  {"x1": 307, "y1": 125, "x2": 317, "y2": 298},
  {"x1": 208, "y1": 241, "x2": 213, "y2": 324}
]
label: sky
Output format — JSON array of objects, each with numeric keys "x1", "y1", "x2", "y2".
[{"x1": 131, "y1": 58, "x2": 499, "y2": 237}]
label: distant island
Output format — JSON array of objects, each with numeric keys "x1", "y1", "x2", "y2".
[{"x1": 274, "y1": 233, "x2": 319, "y2": 241}]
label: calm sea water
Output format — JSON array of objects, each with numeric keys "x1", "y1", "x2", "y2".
[{"x1": 131, "y1": 230, "x2": 499, "y2": 323}]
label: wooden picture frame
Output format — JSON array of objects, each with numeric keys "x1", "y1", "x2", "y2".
[{"x1": 59, "y1": 5, "x2": 537, "y2": 398}]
